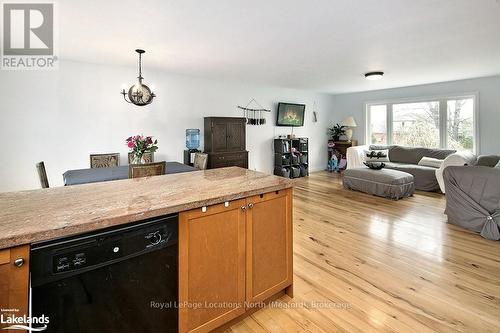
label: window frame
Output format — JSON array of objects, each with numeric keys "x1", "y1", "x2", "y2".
[{"x1": 364, "y1": 92, "x2": 479, "y2": 153}]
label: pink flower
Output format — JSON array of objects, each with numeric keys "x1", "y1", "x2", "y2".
[{"x1": 127, "y1": 141, "x2": 134, "y2": 148}]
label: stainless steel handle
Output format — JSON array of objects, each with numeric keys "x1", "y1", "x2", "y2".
[
  {"x1": 247, "y1": 203, "x2": 254, "y2": 209},
  {"x1": 14, "y1": 258, "x2": 24, "y2": 267},
  {"x1": 241, "y1": 205, "x2": 247, "y2": 211}
]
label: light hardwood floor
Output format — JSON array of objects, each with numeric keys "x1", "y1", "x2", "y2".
[{"x1": 227, "y1": 171, "x2": 500, "y2": 333}]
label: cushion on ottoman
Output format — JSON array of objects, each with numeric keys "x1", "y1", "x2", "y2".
[{"x1": 343, "y1": 168, "x2": 415, "y2": 200}]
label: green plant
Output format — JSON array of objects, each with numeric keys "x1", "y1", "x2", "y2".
[{"x1": 328, "y1": 124, "x2": 346, "y2": 139}]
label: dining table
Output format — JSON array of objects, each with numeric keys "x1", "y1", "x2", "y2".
[{"x1": 63, "y1": 162, "x2": 197, "y2": 186}]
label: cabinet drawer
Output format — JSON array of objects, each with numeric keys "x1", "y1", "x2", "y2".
[
  {"x1": 222, "y1": 152, "x2": 247, "y2": 161},
  {"x1": 209, "y1": 152, "x2": 248, "y2": 169}
]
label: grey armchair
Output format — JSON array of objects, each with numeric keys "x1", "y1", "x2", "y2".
[{"x1": 444, "y1": 165, "x2": 500, "y2": 240}]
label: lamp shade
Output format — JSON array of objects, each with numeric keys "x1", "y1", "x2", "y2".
[{"x1": 341, "y1": 116, "x2": 357, "y2": 127}]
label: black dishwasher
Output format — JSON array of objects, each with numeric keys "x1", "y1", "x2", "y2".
[{"x1": 30, "y1": 214, "x2": 178, "y2": 333}]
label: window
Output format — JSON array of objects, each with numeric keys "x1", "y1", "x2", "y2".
[
  {"x1": 392, "y1": 101, "x2": 440, "y2": 148},
  {"x1": 447, "y1": 98, "x2": 474, "y2": 151},
  {"x1": 366, "y1": 94, "x2": 477, "y2": 152},
  {"x1": 367, "y1": 105, "x2": 387, "y2": 145}
]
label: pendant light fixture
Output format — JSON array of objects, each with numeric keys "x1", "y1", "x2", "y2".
[{"x1": 121, "y1": 49, "x2": 156, "y2": 106}]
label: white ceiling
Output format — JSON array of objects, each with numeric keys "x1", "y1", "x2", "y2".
[{"x1": 59, "y1": 0, "x2": 500, "y2": 94}]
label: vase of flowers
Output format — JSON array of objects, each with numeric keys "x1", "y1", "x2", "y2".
[{"x1": 126, "y1": 135, "x2": 158, "y2": 164}]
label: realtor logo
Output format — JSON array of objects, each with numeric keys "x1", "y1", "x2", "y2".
[{"x1": 1, "y1": 2, "x2": 58, "y2": 69}]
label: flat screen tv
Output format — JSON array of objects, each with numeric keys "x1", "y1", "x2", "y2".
[{"x1": 276, "y1": 103, "x2": 305, "y2": 127}]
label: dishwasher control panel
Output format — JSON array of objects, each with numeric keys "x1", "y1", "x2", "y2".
[
  {"x1": 50, "y1": 221, "x2": 177, "y2": 274},
  {"x1": 28, "y1": 215, "x2": 178, "y2": 285},
  {"x1": 54, "y1": 252, "x2": 87, "y2": 273}
]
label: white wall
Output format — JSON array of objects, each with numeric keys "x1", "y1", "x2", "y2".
[
  {"x1": 330, "y1": 75, "x2": 500, "y2": 155},
  {"x1": 0, "y1": 60, "x2": 334, "y2": 192}
]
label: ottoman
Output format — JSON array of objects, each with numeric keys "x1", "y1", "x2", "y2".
[{"x1": 343, "y1": 168, "x2": 415, "y2": 200}]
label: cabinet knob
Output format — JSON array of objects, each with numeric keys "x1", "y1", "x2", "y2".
[
  {"x1": 240, "y1": 205, "x2": 247, "y2": 211},
  {"x1": 14, "y1": 258, "x2": 24, "y2": 267},
  {"x1": 247, "y1": 203, "x2": 254, "y2": 209}
]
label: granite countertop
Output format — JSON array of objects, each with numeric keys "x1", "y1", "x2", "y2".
[{"x1": 0, "y1": 167, "x2": 293, "y2": 249}]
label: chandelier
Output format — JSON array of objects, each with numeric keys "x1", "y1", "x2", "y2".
[{"x1": 121, "y1": 49, "x2": 156, "y2": 106}]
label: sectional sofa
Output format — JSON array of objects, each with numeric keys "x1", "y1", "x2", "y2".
[{"x1": 347, "y1": 145, "x2": 476, "y2": 192}]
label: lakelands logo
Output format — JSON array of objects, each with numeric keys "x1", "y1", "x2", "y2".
[
  {"x1": 0, "y1": 313, "x2": 49, "y2": 331},
  {"x1": 1, "y1": 2, "x2": 58, "y2": 70}
]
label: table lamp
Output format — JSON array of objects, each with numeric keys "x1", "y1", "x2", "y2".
[{"x1": 341, "y1": 116, "x2": 357, "y2": 142}]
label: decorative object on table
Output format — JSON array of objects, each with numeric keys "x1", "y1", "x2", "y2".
[
  {"x1": 121, "y1": 49, "x2": 156, "y2": 106},
  {"x1": 90, "y1": 153, "x2": 120, "y2": 168},
  {"x1": 128, "y1": 152, "x2": 153, "y2": 164},
  {"x1": 128, "y1": 161, "x2": 166, "y2": 178},
  {"x1": 274, "y1": 137, "x2": 308, "y2": 178},
  {"x1": 237, "y1": 98, "x2": 270, "y2": 125},
  {"x1": 193, "y1": 152, "x2": 208, "y2": 170},
  {"x1": 36, "y1": 161, "x2": 49, "y2": 188},
  {"x1": 184, "y1": 129, "x2": 201, "y2": 166},
  {"x1": 126, "y1": 135, "x2": 158, "y2": 164},
  {"x1": 328, "y1": 123, "x2": 346, "y2": 141},
  {"x1": 276, "y1": 102, "x2": 305, "y2": 127},
  {"x1": 204, "y1": 117, "x2": 248, "y2": 169},
  {"x1": 364, "y1": 149, "x2": 390, "y2": 162},
  {"x1": 341, "y1": 116, "x2": 357, "y2": 142},
  {"x1": 364, "y1": 162, "x2": 386, "y2": 170}
]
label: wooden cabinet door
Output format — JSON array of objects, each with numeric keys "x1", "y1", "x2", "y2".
[
  {"x1": 227, "y1": 121, "x2": 245, "y2": 151},
  {"x1": 0, "y1": 245, "x2": 30, "y2": 333},
  {"x1": 212, "y1": 122, "x2": 228, "y2": 152},
  {"x1": 246, "y1": 189, "x2": 293, "y2": 304},
  {"x1": 179, "y1": 200, "x2": 246, "y2": 333}
]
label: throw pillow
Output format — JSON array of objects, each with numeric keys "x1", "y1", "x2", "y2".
[
  {"x1": 364, "y1": 149, "x2": 390, "y2": 162},
  {"x1": 418, "y1": 157, "x2": 444, "y2": 168},
  {"x1": 476, "y1": 155, "x2": 500, "y2": 167},
  {"x1": 494, "y1": 160, "x2": 500, "y2": 169}
]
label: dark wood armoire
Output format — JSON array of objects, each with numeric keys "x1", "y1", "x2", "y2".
[{"x1": 204, "y1": 117, "x2": 248, "y2": 169}]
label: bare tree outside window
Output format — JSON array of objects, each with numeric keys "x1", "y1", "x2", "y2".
[
  {"x1": 392, "y1": 102, "x2": 440, "y2": 148},
  {"x1": 447, "y1": 99, "x2": 474, "y2": 151}
]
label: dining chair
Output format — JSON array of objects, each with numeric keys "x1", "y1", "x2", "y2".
[
  {"x1": 36, "y1": 161, "x2": 50, "y2": 188},
  {"x1": 193, "y1": 152, "x2": 208, "y2": 170},
  {"x1": 90, "y1": 153, "x2": 120, "y2": 168},
  {"x1": 128, "y1": 161, "x2": 166, "y2": 179},
  {"x1": 128, "y1": 152, "x2": 154, "y2": 164}
]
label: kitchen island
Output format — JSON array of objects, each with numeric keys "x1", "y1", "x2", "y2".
[{"x1": 0, "y1": 167, "x2": 293, "y2": 333}]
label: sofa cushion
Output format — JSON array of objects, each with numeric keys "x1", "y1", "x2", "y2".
[
  {"x1": 418, "y1": 157, "x2": 444, "y2": 168},
  {"x1": 389, "y1": 146, "x2": 456, "y2": 164},
  {"x1": 476, "y1": 155, "x2": 500, "y2": 167},
  {"x1": 384, "y1": 162, "x2": 440, "y2": 192}
]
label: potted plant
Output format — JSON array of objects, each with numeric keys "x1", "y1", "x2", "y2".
[
  {"x1": 328, "y1": 124, "x2": 346, "y2": 141},
  {"x1": 126, "y1": 135, "x2": 158, "y2": 164}
]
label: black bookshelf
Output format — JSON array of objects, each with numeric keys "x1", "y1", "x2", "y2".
[{"x1": 273, "y1": 138, "x2": 309, "y2": 178}]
